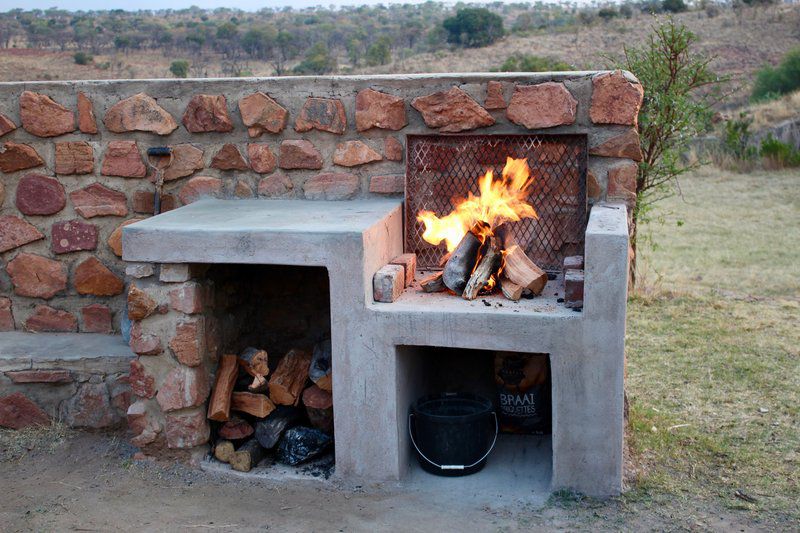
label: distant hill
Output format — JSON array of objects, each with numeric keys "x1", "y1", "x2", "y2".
[{"x1": 0, "y1": 2, "x2": 797, "y2": 105}]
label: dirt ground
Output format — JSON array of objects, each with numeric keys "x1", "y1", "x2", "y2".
[{"x1": 0, "y1": 428, "x2": 768, "y2": 532}]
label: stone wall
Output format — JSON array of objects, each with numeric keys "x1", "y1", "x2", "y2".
[{"x1": 0, "y1": 72, "x2": 642, "y2": 334}]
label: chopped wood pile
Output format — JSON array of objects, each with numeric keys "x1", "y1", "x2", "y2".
[
  {"x1": 208, "y1": 339, "x2": 333, "y2": 472},
  {"x1": 420, "y1": 224, "x2": 548, "y2": 302}
]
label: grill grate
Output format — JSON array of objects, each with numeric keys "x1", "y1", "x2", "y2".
[{"x1": 405, "y1": 134, "x2": 588, "y2": 272}]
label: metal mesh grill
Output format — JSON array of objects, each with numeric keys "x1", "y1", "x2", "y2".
[{"x1": 405, "y1": 134, "x2": 588, "y2": 272}]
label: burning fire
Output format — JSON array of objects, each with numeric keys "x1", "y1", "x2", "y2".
[{"x1": 417, "y1": 157, "x2": 538, "y2": 252}]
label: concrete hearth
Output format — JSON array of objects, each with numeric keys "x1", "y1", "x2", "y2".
[{"x1": 123, "y1": 199, "x2": 628, "y2": 497}]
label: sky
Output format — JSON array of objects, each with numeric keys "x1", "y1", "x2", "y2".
[{"x1": 2, "y1": 0, "x2": 469, "y2": 12}]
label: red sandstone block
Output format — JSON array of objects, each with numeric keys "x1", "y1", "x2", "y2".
[
  {"x1": 81, "y1": 304, "x2": 112, "y2": 333},
  {"x1": 169, "y1": 282, "x2": 204, "y2": 314},
  {"x1": 373, "y1": 264, "x2": 404, "y2": 303},
  {"x1": 0, "y1": 297, "x2": 14, "y2": 331},
  {"x1": 164, "y1": 409, "x2": 210, "y2": 449},
  {"x1": 169, "y1": 318, "x2": 205, "y2": 367},
  {"x1": 0, "y1": 392, "x2": 50, "y2": 429},
  {"x1": 564, "y1": 269, "x2": 584, "y2": 309},
  {"x1": 6, "y1": 370, "x2": 72, "y2": 384},
  {"x1": 369, "y1": 174, "x2": 404, "y2": 195}
]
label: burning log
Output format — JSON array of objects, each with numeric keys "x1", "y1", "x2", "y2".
[
  {"x1": 420, "y1": 271, "x2": 445, "y2": 293},
  {"x1": 302, "y1": 385, "x2": 334, "y2": 434},
  {"x1": 230, "y1": 438, "x2": 265, "y2": 472},
  {"x1": 214, "y1": 440, "x2": 235, "y2": 463},
  {"x1": 254, "y1": 406, "x2": 303, "y2": 449},
  {"x1": 231, "y1": 391, "x2": 276, "y2": 418},
  {"x1": 500, "y1": 277, "x2": 524, "y2": 301},
  {"x1": 463, "y1": 235, "x2": 501, "y2": 300},
  {"x1": 503, "y1": 244, "x2": 548, "y2": 296},
  {"x1": 309, "y1": 340, "x2": 332, "y2": 393},
  {"x1": 207, "y1": 354, "x2": 238, "y2": 422},
  {"x1": 443, "y1": 221, "x2": 488, "y2": 294},
  {"x1": 269, "y1": 349, "x2": 312, "y2": 406}
]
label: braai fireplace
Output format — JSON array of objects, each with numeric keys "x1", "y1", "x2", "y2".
[{"x1": 111, "y1": 72, "x2": 640, "y2": 498}]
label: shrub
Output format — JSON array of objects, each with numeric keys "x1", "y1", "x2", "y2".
[
  {"x1": 293, "y1": 42, "x2": 336, "y2": 75},
  {"x1": 760, "y1": 134, "x2": 800, "y2": 168},
  {"x1": 73, "y1": 51, "x2": 93, "y2": 65},
  {"x1": 498, "y1": 53, "x2": 571, "y2": 72},
  {"x1": 722, "y1": 113, "x2": 758, "y2": 161},
  {"x1": 366, "y1": 36, "x2": 392, "y2": 66},
  {"x1": 169, "y1": 60, "x2": 189, "y2": 78},
  {"x1": 616, "y1": 18, "x2": 723, "y2": 284},
  {"x1": 442, "y1": 8, "x2": 504, "y2": 48},
  {"x1": 598, "y1": 7, "x2": 619, "y2": 21},
  {"x1": 751, "y1": 47, "x2": 800, "y2": 102},
  {"x1": 662, "y1": 0, "x2": 688, "y2": 12}
]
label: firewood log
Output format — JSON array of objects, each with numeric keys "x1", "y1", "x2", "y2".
[
  {"x1": 248, "y1": 374, "x2": 268, "y2": 393},
  {"x1": 302, "y1": 385, "x2": 333, "y2": 434},
  {"x1": 269, "y1": 349, "x2": 312, "y2": 406},
  {"x1": 218, "y1": 417, "x2": 254, "y2": 441},
  {"x1": 231, "y1": 391, "x2": 276, "y2": 418},
  {"x1": 254, "y1": 406, "x2": 303, "y2": 449},
  {"x1": 237, "y1": 347, "x2": 269, "y2": 378},
  {"x1": 207, "y1": 354, "x2": 238, "y2": 422},
  {"x1": 502, "y1": 244, "x2": 548, "y2": 295},
  {"x1": 443, "y1": 222, "x2": 487, "y2": 294},
  {"x1": 500, "y1": 277, "x2": 524, "y2": 301},
  {"x1": 463, "y1": 236, "x2": 501, "y2": 300},
  {"x1": 230, "y1": 438, "x2": 265, "y2": 472},
  {"x1": 420, "y1": 271, "x2": 446, "y2": 293},
  {"x1": 309, "y1": 340, "x2": 332, "y2": 393},
  {"x1": 214, "y1": 440, "x2": 235, "y2": 463}
]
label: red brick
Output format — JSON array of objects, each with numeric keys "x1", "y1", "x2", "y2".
[
  {"x1": 564, "y1": 269, "x2": 584, "y2": 309},
  {"x1": 373, "y1": 264, "x2": 404, "y2": 303},
  {"x1": 55, "y1": 141, "x2": 94, "y2": 175}
]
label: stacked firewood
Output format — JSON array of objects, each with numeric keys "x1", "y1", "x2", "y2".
[
  {"x1": 208, "y1": 340, "x2": 334, "y2": 472},
  {"x1": 420, "y1": 223, "x2": 549, "y2": 301}
]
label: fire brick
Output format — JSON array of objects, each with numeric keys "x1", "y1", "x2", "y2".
[
  {"x1": 373, "y1": 264, "x2": 404, "y2": 303},
  {"x1": 389, "y1": 253, "x2": 417, "y2": 287},
  {"x1": 564, "y1": 269, "x2": 585, "y2": 309}
]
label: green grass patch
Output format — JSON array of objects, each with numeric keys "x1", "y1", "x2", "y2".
[{"x1": 626, "y1": 166, "x2": 800, "y2": 524}]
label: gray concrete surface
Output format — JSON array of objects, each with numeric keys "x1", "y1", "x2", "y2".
[
  {"x1": 0, "y1": 332, "x2": 133, "y2": 373},
  {"x1": 123, "y1": 199, "x2": 629, "y2": 497}
]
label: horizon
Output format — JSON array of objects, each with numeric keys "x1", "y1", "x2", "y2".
[{"x1": 1, "y1": 0, "x2": 590, "y2": 15}]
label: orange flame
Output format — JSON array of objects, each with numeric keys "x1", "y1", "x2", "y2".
[{"x1": 417, "y1": 157, "x2": 538, "y2": 252}]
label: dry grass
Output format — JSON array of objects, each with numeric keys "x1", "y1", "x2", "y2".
[
  {"x1": 0, "y1": 422, "x2": 71, "y2": 462},
  {"x1": 625, "y1": 166, "x2": 800, "y2": 526},
  {"x1": 744, "y1": 91, "x2": 800, "y2": 130}
]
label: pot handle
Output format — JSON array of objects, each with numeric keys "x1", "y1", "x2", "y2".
[{"x1": 408, "y1": 412, "x2": 498, "y2": 471}]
